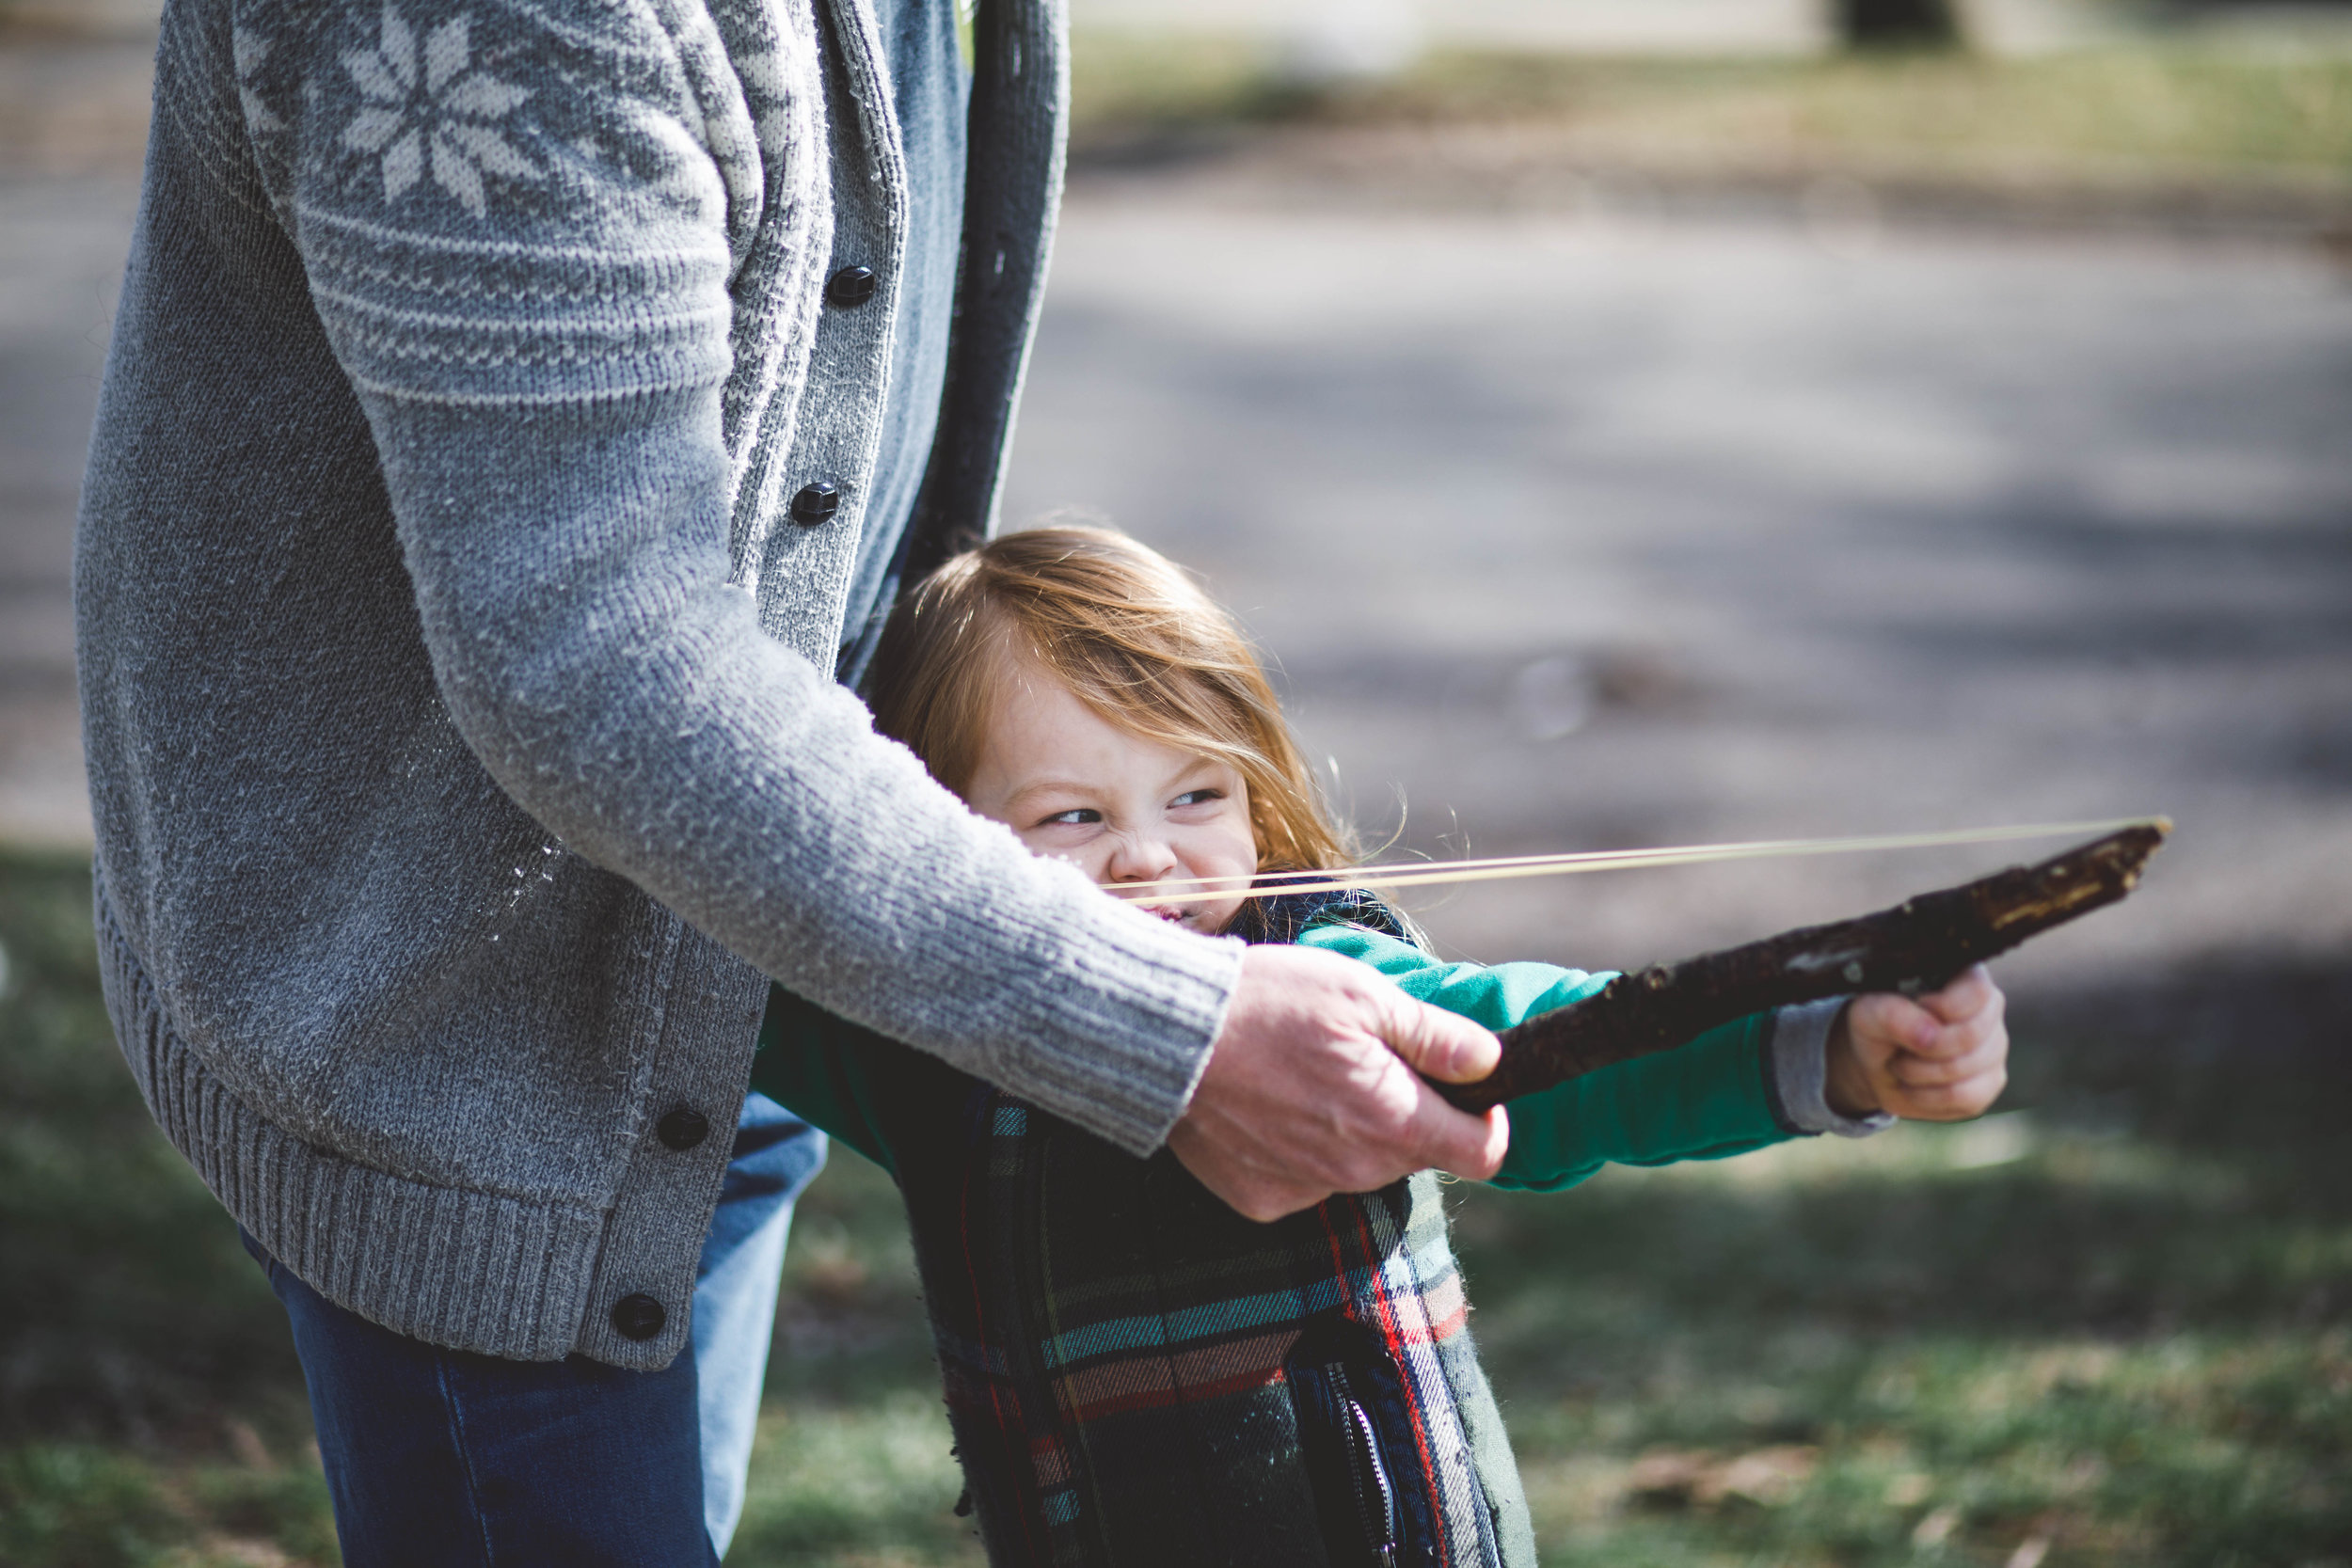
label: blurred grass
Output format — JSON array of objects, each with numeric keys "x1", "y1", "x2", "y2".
[
  {"x1": 0, "y1": 847, "x2": 333, "y2": 1565},
  {"x1": 4, "y1": 847, "x2": 2347, "y2": 1565},
  {"x1": 1070, "y1": 37, "x2": 2352, "y2": 190}
]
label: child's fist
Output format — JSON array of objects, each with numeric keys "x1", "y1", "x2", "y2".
[{"x1": 1823, "y1": 964, "x2": 2008, "y2": 1122}]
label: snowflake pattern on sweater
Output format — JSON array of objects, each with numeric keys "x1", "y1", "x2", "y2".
[
  {"x1": 180, "y1": 0, "x2": 824, "y2": 413},
  {"x1": 339, "y1": 9, "x2": 539, "y2": 217}
]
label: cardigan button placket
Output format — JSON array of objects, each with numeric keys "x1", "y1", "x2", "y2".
[
  {"x1": 610, "y1": 1292, "x2": 666, "y2": 1341},
  {"x1": 656, "y1": 1105, "x2": 709, "y2": 1151},
  {"x1": 826, "y1": 264, "x2": 879, "y2": 307},
  {"x1": 790, "y1": 483, "x2": 842, "y2": 526}
]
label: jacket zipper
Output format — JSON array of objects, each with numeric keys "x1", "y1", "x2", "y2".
[{"x1": 1326, "y1": 1365, "x2": 1400, "y2": 1568}]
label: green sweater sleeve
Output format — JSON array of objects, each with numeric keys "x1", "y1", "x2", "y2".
[
  {"x1": 1295, "y1": 923, "x2": 1793, "y2": 1193},
  {"x1": 750, "y1": 985, "x2": 900, "y2": 1178},
  {"x1": 755, "y1": 923, "x2": 1793, "y2": 1194}
]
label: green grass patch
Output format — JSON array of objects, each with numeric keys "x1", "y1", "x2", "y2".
[
  {"x1": 0, "y1": 1444, "x2": 338, "y2": 1568},
  {"x1": 733, "y1": 1395, "x2": 983, "y2": 1566},
  {"x1": 1459, "y1": 1119, "x2": 2352, "y2": 1564},
  {"x1": 1071, "y1": 37, "x2": 2352, "y2": 189},
  {"x1": 0, "y1": 849, "x2": 312, "y2": 1449},
  {"x1": 0, "y1": 848, "x2": 336, "y2": 1563},
  {"x1": 5, "y1": 849, "x2": 2346, "y2": 1565}
]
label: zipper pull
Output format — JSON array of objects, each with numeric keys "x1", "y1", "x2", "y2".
[{"x1": 1327, "y1": 1364, "x2": 1401, "y2": 1566}]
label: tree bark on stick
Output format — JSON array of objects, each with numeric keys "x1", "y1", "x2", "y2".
[{"x1": 1438, "y1": 822, "x2": 2170, "y2": 1114}]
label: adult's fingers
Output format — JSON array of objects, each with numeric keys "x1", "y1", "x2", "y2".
[
  {"x1": 1399, "y1": 1092, "x2": 1509, "y2": 1183},
  {"x1": 1165, "y1": 1107, "x2": 1330, "y2": 1224},
  {"x1": 1375, "y1": 990, "x2": 1501, "y2": 1085},
  {"x1": 1171, "y1": 944, "x2": 1507, "y2": 1220},
  {"x1": 1366, "y1": 990, "x2": 1504, "y2": 1179}
]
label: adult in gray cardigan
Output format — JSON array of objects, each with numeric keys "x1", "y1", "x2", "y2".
[{"x1": 74, "y1": 0, "x2": 1504, "y2": 1559}]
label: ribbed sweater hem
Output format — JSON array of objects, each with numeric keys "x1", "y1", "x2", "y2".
[{"x1": 94, "y1": 882, "x2": 606, "y2": 1363}]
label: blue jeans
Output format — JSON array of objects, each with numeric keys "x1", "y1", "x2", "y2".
[
  {"x1": 252, "y1": 1094, "x2": 826, "y2": 1564},
  {"x1": 691, "y1": 1093, "x2": 829, "y2": 1551}
]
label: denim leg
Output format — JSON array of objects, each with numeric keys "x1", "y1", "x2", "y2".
[
  {"x1": 245, "y1": 1230, "x2": 715, "y2": 1568},
  {"x1": 692, "y1": 1090, "x2": 829, "y2": 1557}
]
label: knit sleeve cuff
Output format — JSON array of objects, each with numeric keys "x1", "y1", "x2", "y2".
[
  {"x1": 1770, "y1": 997, "x2": 1896, "y2": 1139},
  {"x1": 991, "y1": 901, "x2": 1246, "y2": 1157}
]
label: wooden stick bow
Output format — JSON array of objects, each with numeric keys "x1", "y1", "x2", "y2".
[{"x1": 1437, "y1": 820, "x2": 2171, "y2": 1113}]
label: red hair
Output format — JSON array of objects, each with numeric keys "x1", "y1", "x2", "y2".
[{"x1": 866, "y1": 527, "x2": 1355, "y2": 877}]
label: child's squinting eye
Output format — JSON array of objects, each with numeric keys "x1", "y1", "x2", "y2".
[
  {"x1": 1040, "y1": 808, "x2": 1101, "y2": 828},
  {"x1": 1170, "y1": 789, "x2": 1224, "y2": 808}
]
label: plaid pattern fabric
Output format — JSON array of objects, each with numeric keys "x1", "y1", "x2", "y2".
[{"x1": 876, "y1": 895, "x2": 1534, "y2": 1567}]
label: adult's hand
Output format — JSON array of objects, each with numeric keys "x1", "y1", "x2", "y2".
[{"x1": 1168, "y1": 943, "x2": 1509, "y2": 1222}]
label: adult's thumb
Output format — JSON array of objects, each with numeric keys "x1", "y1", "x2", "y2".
[{"x1": 1379, "y1": 993, "x2": 1501, "y2": 1085}]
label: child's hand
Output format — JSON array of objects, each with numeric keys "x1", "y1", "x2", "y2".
[{"x1": 1823, "y1": 964, "x2": 2008, "y2": 1122}]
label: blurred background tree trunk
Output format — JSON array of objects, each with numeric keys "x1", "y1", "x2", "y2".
[{"x1": 1836, "y1": 0, "x2": 1964, "y2": 48}]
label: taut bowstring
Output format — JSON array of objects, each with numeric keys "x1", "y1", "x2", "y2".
[{"x1": 1100, "y1": 817, "x2": 2169, "y2": 907}]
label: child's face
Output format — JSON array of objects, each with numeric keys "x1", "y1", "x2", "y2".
[{"x1": 961, "y1": 658, "x2": 1257, "y2": 935}]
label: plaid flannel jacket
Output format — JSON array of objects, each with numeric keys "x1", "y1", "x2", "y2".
[{"x1": 872, "y1": 895, "x2": 1536, "y2": 1567}]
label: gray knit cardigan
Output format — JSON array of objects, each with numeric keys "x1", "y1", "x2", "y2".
[{"x1": 74, "y1": 0, "x2": 1241, "y2": 1371}]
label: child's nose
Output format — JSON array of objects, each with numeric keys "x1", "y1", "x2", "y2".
[{"x1": 1104, "y1": 832, "x2": 1180, "y2": 884}]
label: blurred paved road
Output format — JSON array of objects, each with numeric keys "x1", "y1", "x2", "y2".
[
  {"x1": 0, "y1": 175, "x2": 134, "y2": 847},
  {"x1": 1073, "y1": 0, "x2": 1830, "y2": 55},
  {"x1": 1067, "y1": 0, "x2": 2116, "y2": 55},
  {"x1": 1001, "y1": 193, "x2": 2352, "y2": 982},
  {"x1": 6, "y1": 160, "x2": 2348, "y2": 993}
]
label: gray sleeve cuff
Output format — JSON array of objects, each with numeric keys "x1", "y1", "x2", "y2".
[{"x1": 1771, "y1": 997, "x2": 1897, "y2": 1138}]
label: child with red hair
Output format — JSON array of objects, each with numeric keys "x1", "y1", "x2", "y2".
[{"x1": 755, "y1": 527, "x2": 2006, "y2": 1568}]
